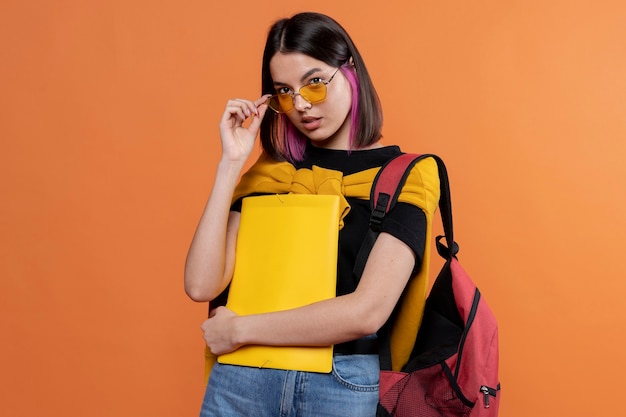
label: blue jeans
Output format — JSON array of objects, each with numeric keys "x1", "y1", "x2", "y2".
[{"x1": 199, "y1": 354, "x2": 379, "y2": 417}]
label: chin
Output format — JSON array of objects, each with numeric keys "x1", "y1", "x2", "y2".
[
  {"x1": 309, "y1": 136, "x2": 348, "y2": 150},
  {"x1": 298, "y1": 125, "x2": 349, "y2": 149},
  {"x1": 300, "y1": 129, "x2": 329, "y2": 143}
]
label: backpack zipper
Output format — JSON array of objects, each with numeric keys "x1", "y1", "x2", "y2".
[
  {"x1": 480, "y1": 385, "x2": 498, "y2": 408},
  {"x1": 454, "y1": 288, "x2": 481, "y2": 377}
]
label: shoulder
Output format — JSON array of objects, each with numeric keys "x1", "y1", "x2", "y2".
[
  {"x1": 233, "y1": 153, "x2": 295, "y2": 202},
  {"x1": 398, "y1": 155, "x2": 441, "y2": 215}
]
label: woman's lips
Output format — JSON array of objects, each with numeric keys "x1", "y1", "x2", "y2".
[{"x1": 301, "y1": 116, "x2": 322, "y2": 130}]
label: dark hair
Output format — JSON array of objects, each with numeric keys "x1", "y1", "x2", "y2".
[{"x1": 260, "y1": 12, "x2": 383, "y2": 162}]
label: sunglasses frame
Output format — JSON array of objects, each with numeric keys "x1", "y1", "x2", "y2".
[{"x1": 265, "y1": 66, "x2": 342, "y2": 114}]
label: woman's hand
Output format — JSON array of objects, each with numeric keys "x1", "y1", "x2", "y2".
[
  {"x1": 201, "y1": 306, "x2": 242, "y2": 355},
  {"x1": 219, "y1": 95, "x2": 271, "y2": 163}
]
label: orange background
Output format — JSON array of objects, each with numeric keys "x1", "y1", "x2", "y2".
[{"x1": 1, "y1": 1, "x2": 625, "y2": 416}]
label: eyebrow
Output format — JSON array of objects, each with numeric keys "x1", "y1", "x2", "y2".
[{"x1": 273, "y1": 67, "x2": 324, "y2": 87}]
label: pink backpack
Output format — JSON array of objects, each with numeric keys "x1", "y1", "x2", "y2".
[{"x1": 359, "y1": 154, "x2": 501, "y2": 417}]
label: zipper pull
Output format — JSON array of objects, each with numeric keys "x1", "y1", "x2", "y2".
[{"x1": 480, "y1": 385, "x2": 491, "y2": 408}]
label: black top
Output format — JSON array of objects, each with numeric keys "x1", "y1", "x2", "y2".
[{"x1": 295, "y1": 144, "x2": 426, "y2": 297}]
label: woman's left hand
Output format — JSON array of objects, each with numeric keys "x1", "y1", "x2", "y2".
[{"x1": 201, "y1": 306, "x2": 241, "y2": 355}]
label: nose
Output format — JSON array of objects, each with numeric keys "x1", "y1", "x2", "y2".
[{"x1": 293, "y1": 93, "x2": 312, "y2": 111}]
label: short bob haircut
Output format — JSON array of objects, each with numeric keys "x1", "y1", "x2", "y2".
[{"x1": 260, "y1": 12, "x2": 383, "y2": 162}]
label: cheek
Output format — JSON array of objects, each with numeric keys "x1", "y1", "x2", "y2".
[
  {"x1": 284, "y1": 111, "x2": 299, "y2": 126},
  {"x1": 331, "y1": 80, "x2": 354, "y2": 117},
  {"x1": 331, "y1": 93, "x2": 353, "y2": 124}
]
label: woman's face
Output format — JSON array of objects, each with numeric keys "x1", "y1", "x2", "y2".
[{"x1": 269, "y1": 52, "x2": 353, "y2": 150}]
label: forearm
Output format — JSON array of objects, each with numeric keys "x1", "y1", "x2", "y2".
[
  {"x1": 232, "y1": 293, "x2": 373, "y2": 348},
  {"x1": 184, "y1": 158, "x2": 244, "y2": 301},
  {"x1": 229, "y1": 233, "x2": 416, "y2": 349}
]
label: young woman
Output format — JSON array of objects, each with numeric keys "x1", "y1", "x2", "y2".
[{"x1": 185, "y1": 12, "x2": 439, "y2": 417}]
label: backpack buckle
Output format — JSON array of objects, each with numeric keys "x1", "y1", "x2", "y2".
[{"x1": 370, "y1": 193, "x2": 390, "y2": 232}]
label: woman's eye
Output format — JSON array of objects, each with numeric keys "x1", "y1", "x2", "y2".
[
  {"x1": 308, "y1": 77, "x2": 324, "y2": 85},
  {"x1": 277, "y1": 87, "x2": 291, "y2": 95}
]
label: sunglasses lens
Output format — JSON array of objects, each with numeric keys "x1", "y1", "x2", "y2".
[
  {"x1": 267, "y1": 94, "x2": 293, "y2": 113},
  {"x1": 300, "y1": 83, "x2": 327, "y2": 103},
  {"x1": 267, "y1": 82, "x2": 328, "y2": 113},
  {"x1": 277, "y1": 94, "x2": 294, "y2": 112}
]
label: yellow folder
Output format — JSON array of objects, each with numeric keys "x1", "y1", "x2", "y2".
[{"x1": 217, "y1": 194, "x2": 340, "y2": 373}]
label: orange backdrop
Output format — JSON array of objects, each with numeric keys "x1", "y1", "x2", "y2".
[{"x1": 2, "y1": 1, "x2": 625, "y2": 416}]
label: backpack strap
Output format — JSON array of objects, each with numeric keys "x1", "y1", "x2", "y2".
[
  {"x1": 353, "y1": 153, "x2": 457, "y2": 279},
  {"x1": 353, "y1": 152, "x2": 459, "y2": 371}
]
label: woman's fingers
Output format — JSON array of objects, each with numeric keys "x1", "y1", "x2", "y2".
[
  {"x1": 222, "y1": 99, "x2": 250, "y2": 125},
  {"x1": 221, "y1": 96, "x2": 272, "y2": 138},
  {"x1": 221, "y1": 95, "x2": 271, "y2": 127},
  {"x1": 254, "y1": 94, "x2": 272, "y2": 110},
  {"x1": 247, "y1": 95, "x2": 272, "y2": 132},
  {"x1": 229, "y1": 95, "x2": 272, "y2": 117}
]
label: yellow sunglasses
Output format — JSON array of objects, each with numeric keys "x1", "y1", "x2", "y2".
[{"x1": 265, "y1": 67, "x2": 342, "y2": 113}]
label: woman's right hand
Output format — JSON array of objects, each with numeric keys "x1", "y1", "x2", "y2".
[{"x1": 219, "y1": 95, "x2": 271, "y2": 163}]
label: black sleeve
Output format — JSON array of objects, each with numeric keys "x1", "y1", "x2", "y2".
[
  {"x1": 380, "y1": 202, "x2": 427, "y2": 271},
  {"x1": 230, "y1": 198, "x2": 243, "y2": 212},
  {"x1": 230, "y1": 193, "x2": 269, "y2": 212}
]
